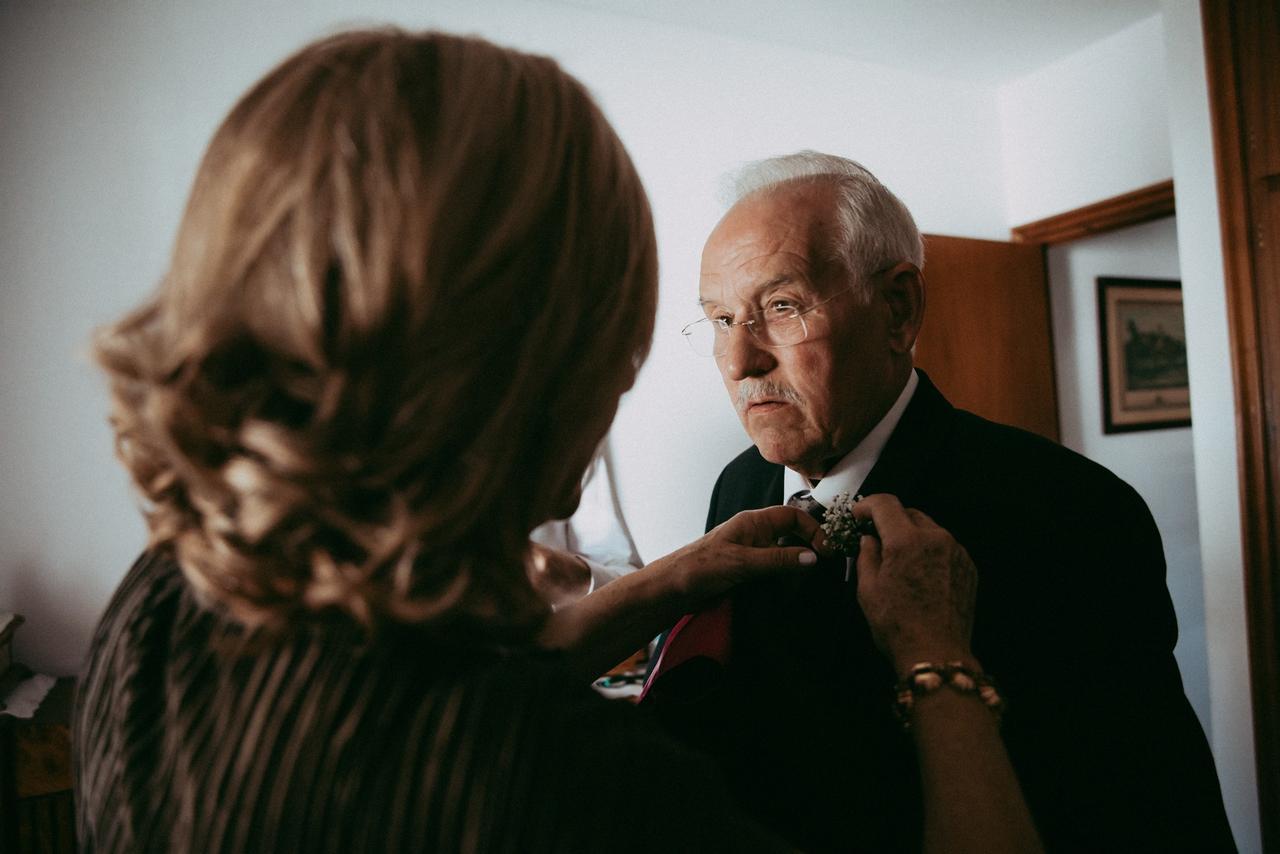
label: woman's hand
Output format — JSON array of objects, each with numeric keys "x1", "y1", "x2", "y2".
[
  {"x1": 852, "y1": 494, "x2": 1043, "y2": 854},
  {"x1": 654, "y1": 505, "x2": 828, "y2": 602},
  {"x1": 527, "y1": 544, "x2": 593, "y2": 608},
  {"x1": 538, "y1": 504, "x2": 827, "y2": 678},
  {"x1": 852, "y1": 494, "x2": 977, "y2": 672}
]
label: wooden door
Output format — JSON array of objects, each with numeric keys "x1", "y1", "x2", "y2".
[{"x1": 914, "y1": 234, "x2": 1059, "y2": 442}]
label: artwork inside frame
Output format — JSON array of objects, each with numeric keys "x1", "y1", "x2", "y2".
[{"x1": 1096, "y1": 276, "x2": 1192, "y2": 434}]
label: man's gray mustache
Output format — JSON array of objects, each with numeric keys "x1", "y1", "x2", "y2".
[{"x1": 736, "y1": 381, "x2": 802, "y2": 411}]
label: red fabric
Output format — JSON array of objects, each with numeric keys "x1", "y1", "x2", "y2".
[
  {"x1": 640, "y1": 493, "x2": 820, "y2": 701},
  {"x1": 638, "y1": 595, "x2": 734, "y2": 700}
]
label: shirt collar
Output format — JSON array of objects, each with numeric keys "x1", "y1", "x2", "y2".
[{"x1": 782, "y1": 369, "x2": 919, "y2": 506}]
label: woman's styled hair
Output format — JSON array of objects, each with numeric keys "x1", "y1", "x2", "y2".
[
  {"x1": 721, "y1": 150, "x2": 923, "y2": 300},
  {"x1": 95, "y1": 29, "x2": 657, "y2": 635}
]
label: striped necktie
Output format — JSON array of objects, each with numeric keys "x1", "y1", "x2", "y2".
[
  {"x1": 788, "y1": 489, "x2": 854, "y2": 582},
  {"x1": 787, "y1": 489, "x2": 825, "y2": 521}
]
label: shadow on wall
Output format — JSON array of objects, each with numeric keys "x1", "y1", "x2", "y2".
[{"x1": 9, "y1": 557, "x2": 105, "y2": 678}]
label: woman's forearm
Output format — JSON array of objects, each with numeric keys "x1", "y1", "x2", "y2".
[
  {"x1": 536, "y1": 552, "x2": 694, "y2": 682},
  {"x1": 911, "y1": 689, "x2": 1043, "y2": 854},
  {"x1": 536, "y1": 505, "x2": 822, "y2": 682}
]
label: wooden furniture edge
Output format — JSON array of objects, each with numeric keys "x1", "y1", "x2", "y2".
[{"x1": 1010, "y1": 180, "x2": 1175, "y2": 245}]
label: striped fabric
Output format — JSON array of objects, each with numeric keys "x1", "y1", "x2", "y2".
[{"x1": 73, "y1": 552, "x2": 780, "y2": 853}]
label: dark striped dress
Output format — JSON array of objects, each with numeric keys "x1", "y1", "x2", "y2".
[{"x1": 74, "y1": 552, "x2": 781, "y2": 853}]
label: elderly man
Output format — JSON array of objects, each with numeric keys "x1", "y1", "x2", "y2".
[{"x1": 643, "y1": 152, "x2": 1234, "y2": 852}]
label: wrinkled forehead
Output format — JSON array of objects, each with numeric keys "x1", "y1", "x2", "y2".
[
  {"x1": 698, "y1": 241, "x2": 814, "y2": 308},
  {"x1": 698, "y1": 184, "x2": 841, "y2": 305}
]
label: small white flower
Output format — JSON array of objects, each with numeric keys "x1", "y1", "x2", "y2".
[{"x1": 821, "y1": 492, "x2": 874, "y2": 556}]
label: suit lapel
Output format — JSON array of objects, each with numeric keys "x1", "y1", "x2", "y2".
[
  {"x1": 711, "y1": 450, "x2": 783, "y2": 526},
  {"x1": 858, "y1": 369, "x2": 956, "y2": 501}
]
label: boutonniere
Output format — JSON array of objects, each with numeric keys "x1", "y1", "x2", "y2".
[{"x1": 821, "y1": 492, "x2": 877, "y2": 557}]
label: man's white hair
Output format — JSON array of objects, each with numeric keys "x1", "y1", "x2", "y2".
[{"x1": 720, "y1": 151, "x2": 924, "y2": 300}]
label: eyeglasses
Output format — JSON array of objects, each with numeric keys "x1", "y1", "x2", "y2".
[{"x1": 681, "y1": 290, "x2": 848, "y2": 357}]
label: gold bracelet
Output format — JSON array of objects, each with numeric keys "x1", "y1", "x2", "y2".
[{"x1": 892, "y1": 660, "x2": 1005, "y2": 731}]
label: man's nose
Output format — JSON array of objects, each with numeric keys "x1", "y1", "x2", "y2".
[{"x1": 718, "y1": 326, "x2": 776, "y2": 381}]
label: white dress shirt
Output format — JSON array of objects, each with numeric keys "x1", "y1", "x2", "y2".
[{"x1": 782, "y1": 369, "x2": 919, "y2": 507}]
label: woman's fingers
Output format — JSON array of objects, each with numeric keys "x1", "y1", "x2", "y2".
[
  {"x1": 850, "y1": 493, "x2": 976, "y2": 667},
  {"x1": 720, "y1": 505, "x2": 825, "y2": 548},
  {"x1": 851, "y1": 493, "x2": 942, "y2": 540},
  {"x1": 737, "y1": 544, "x2": 820, "y2": 569},
  {"x1": 856, "y1": 530, "x2": 883, "y2": 578},
  {"x1": 850, "y1": 493, "x2": 914, "y2": 543}
]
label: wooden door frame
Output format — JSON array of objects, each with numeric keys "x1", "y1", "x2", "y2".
[
  {"x1": 1010, "y1": 180, "x2": 1175, "y2": 246},
  {"x1": 1201, "y1": 0, "x2": 1280, "y2": 849}
]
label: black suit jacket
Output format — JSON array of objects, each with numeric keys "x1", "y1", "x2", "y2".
[{"x1": 646, "y1": 371, "x2": 1233, "y2": 853}]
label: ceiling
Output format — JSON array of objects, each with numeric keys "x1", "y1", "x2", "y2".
[{"x1": 543, "y1": 0, "x2": 1161, "y2": 86}]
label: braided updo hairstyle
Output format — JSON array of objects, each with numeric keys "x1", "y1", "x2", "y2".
[{"x1": 94, "y1": 29, "x2": 657, "y2": 637}]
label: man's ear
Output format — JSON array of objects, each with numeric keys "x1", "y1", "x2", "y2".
[{"x1": 879, "y1": 262, "x2": 924, "y2": 353}]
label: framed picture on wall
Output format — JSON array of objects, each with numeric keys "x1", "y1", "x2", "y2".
[{"x1": 1097, "y1": 277, "x2": 1192, "y2": 433}]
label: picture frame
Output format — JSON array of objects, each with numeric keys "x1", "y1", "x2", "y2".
[{"x1": 1097, "y1": 277, "x2": 1192, "y2": 433}]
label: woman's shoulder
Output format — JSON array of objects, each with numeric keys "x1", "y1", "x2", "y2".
[
  {"x1": 79, "y1": 550, "x2": 188, "y2": 689},
  {"x1": 99, "y1": 549, "x2": 187, "y2": 623},
  {"x1": 76, "y1": 554, "x2": 781, "y2": 852}
]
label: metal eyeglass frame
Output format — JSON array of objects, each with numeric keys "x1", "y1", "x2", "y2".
[{"x1": 680, "y1": 290, "x2": 849, "y2": 356}]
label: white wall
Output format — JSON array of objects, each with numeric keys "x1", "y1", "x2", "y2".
[
  {"x1": 0, "y1": 0, "x2": 1006, "y2": 676},
  {"x1": 1047, "y1": 218, "x2": 1210, "y2": 733},
  {"x1": 999, "y1": 14, "x2": 1171, "y2": 225}
]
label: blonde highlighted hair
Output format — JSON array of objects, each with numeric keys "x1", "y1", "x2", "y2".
[{"x1": 95, "y1": 29, "x2": 657, "y2": 635}]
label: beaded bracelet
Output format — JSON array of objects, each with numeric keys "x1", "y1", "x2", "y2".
[{"x1": 892, "y1": 661, "x2": 1005, "y2": 731}]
